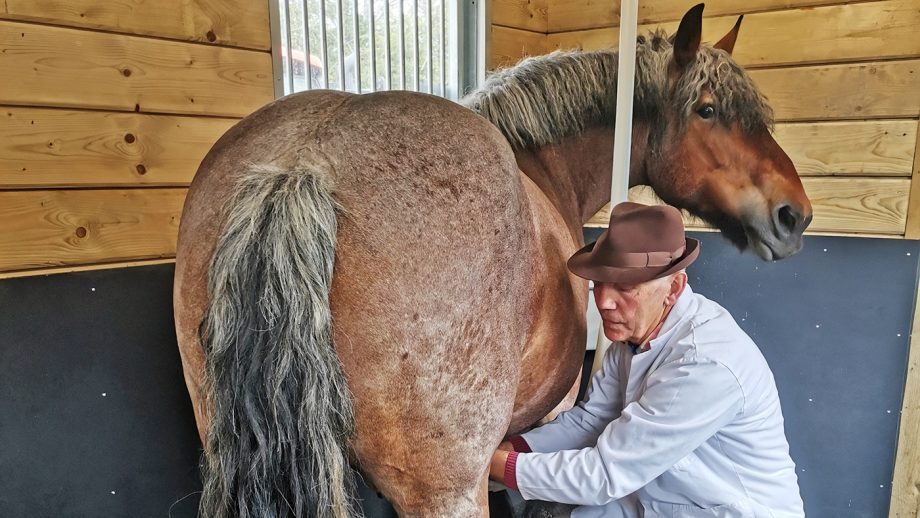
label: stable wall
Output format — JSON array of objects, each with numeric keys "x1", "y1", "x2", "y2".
[{"x1": 0, "y1": 1, "x2": 274, "y2": 278}]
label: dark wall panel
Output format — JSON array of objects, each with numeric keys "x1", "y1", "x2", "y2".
[{"x1": 0, "y1": 266, "x2": 201, "y2": 517}]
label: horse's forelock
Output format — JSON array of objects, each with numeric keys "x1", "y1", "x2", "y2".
[{"x1": 673, "y1": 46, "x2": 774, "y2": 134}]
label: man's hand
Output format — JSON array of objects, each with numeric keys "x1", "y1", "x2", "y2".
[
  {"x1": 489, "y1": 449, "x2": 511, "y2": 482},
  {"x1": 497, "y1": 440, "x2": 514, "y2": 452}
]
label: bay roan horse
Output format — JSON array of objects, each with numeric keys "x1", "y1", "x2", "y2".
[{"x1": 173, "y1": 4, "x2": 812, "y2": 517}]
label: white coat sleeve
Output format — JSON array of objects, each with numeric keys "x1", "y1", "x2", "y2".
[
  {"x1": 519, "y1": 347, "x2": 623, "y2": 453},
  {"x1": 514, "y1": 355, "x2": 744, "y2": 506}
]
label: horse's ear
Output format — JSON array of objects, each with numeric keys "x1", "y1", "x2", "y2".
[
  {"x1": 714, "y1": 15, "x2": 743, "y2": 54},
  {"x1": 673, "y1": 3, "x2": 704, "y2": 70}
]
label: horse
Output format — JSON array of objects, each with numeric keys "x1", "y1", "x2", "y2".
[{"x1": 172, "y1": 4, "x2": 812, "y2": 516}]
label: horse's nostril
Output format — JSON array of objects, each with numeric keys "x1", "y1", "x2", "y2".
[{"x1": 776, "y1": 204, "x2": 799, "y2": 235}]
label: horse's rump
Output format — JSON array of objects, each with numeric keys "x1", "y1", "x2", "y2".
[
  {"x1": 322, "y1": 91, "x2": 539, "y2": 511},
  {"x1": 176, "y1": 90, "x2": 546, "y2": 514}
]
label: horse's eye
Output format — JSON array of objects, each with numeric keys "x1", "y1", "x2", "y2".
[{"x1": 697, "y1": 105, "x2": 715, "y2": 119}]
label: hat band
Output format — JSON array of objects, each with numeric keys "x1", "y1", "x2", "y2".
[{"x1": 609, "y1": 245, "x2": 686, "y2": 268}]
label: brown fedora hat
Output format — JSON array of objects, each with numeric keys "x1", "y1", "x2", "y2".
[{"x1": 568, "y1": 202, "x2": 700, "y2": 284}]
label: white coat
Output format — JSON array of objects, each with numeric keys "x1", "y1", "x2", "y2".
[{"x1": 514, "y1": 285, "x2": 804, "y2": 517}]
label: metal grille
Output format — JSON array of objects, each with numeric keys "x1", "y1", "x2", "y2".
[{"x1": 271, "y1": 0, "x2": 479, "y2": 101}]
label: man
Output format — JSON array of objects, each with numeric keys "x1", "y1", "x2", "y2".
[{"x1": 489, "y1": 202, "x2": 804, "y2": 517}]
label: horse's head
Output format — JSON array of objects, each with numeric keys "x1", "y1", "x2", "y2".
[{"x1": 645, "y1": 4, "x2": 812, "y2": 260}]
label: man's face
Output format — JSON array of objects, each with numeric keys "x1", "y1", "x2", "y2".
[{"x1": 593, "y1": 273, "x2": 684, "y2": 343}]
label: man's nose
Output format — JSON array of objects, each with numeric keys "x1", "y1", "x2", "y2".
[
  {"x1": 595, "y1": 291, "x2": 617, "y2": 310},
  {"x1": 598, "y1": 299, "x2": 616, "y2": 310}
]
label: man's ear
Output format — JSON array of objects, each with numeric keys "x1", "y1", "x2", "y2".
[{"x1": 666, "y1": 272, "x2": 688, "y2": 305}]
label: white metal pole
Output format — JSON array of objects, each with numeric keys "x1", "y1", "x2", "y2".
[
  {"x1": 592, "y1": 0, "x2": 639, "y2": 381},
  {"x1": 610, "y1": 0, "x2": 638, "y2": 206}
]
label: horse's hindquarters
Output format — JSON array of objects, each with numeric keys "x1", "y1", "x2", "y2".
[
  {"x1": 175, "y1": 89, "x2": 578, "y2": 515},
  {"x1": 319, "y1": 92, "x2": 534, "y2": 513}
]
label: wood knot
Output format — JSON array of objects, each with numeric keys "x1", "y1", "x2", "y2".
[
  {"x1": 122, "y1": 68, "x2": 132, "y2": 77},
  {"x1": 124, "y1": 133, "x2": 135, "y2": 143},
  {"x1": 136, "y1": 164, "x2": 147, "y2": 175},
  {"x1": 206, "y1": 30, "x2": 217, "y2": 42},
  {"x1": 75, "y1": 227, "x2": 87, "y2": 238}
]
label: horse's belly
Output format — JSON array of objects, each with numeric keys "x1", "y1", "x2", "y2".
[{"x1": 505, "y1": 177, "x2": 589, "y2": 435}]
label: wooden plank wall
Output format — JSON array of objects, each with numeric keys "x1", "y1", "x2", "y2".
[
  {"x1": 490, "y1": 1, "x2": 920, "y2": 515},
  {"x1": 0, "y1": 1, "x2": 273, "y2": 277},
  {"x1": 490, "y1": 0, "x2": 548, "y2": 69}
]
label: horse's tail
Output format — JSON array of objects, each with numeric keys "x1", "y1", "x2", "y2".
[{"x1": 198, "y1": 164, "x2": 358, "y2": 518}]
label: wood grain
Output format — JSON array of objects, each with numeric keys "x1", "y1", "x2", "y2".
[
  {"x1": 547, "y1": 0, "x2": 920, "y2": 68},
  {"x1": 587, "y1": 178, "x2": 911, "y2": 235},
  {"x1": 0, "y1": 21, "x2": 273, "y2": 117},
  {"x1": 547, "y1": 0, "x2": 851, "y2": 33},
  {"x1": 774, "y1": 120, "x2": 916, "y2": 177},
  {"x1": 0, "y1": 188, "x2": 186, "y2": 272},
  {"x1": 492, "y1": 0, "x2": 548, "y2": 33},
  {"x1": 890, "y1": 267, "x2": 920, "y2": 516},
  {"x1": 0, "y1": 107, "x2": 236, "y2": 188},
  {"x1": 0, "y1": 0, "x2": 270, "y2": 50},
  {"x1": 903, "y1": 119, "x2": 920, "y2": 239},
  {"x1": 0, "y1": 258, "x2": 176, "y2": 279},
  {"x1": 490, "y1": 25, "x2": 547, "y2": 69},
  {"x1": 751, "y1": 60, "x2": 920, "y2": 122}
]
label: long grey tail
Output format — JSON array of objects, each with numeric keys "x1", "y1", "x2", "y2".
[{"x1": 198, "y1": 164, "x2": 359, "y2": 518}]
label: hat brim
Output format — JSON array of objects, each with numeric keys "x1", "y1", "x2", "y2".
[{"x1": 567, "y1": 237, "x2": 700, "y2": 285}]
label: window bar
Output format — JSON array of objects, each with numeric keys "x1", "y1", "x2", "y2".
[
  {"x1": 283, "y1": 0, "x2": 296, "y2": 94},
  {"x1": 413, "y1": 0, "x2": 419, "y2": 91},
  {"x1": 353, "y1": 0, "x2": 361, "y2": 92},
  {"x1": 398, "y1": 0, "x2": 406, "y2": 89},
  {"x1": 336, "y1": 0, "x2": 345, "y2": 90},
  {"x1": 441, "y1": 0, "x2": 448, "y2": 97},
  {"x1": 302, "y1": 0, "x2": 313, "y2": 90},
  {"x1": 319, "y1": 0, "x2": 329, "y2": 88},
  {"x1": 383, "y1": 0, "x2": 391, "y2": 89},
  {"x1": 426, "y1": 0, "x2": 432, "y2": 94},
  {"x1": 369, "y1": 0, "x2": 376, "y2": 92}
]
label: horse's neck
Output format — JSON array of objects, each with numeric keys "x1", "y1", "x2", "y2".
[{"x1": 514, "y1": 123, "x2": 650, "y2": 229}]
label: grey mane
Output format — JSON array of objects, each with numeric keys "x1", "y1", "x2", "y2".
[{"x1": 462, "y1": 30, "x2": 773, "y2": 150}]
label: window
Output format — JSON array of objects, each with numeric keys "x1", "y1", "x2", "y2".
[{"x1": 270, "y1": 0, "x2": 484, "y2": 101}]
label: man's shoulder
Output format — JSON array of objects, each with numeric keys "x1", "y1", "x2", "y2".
[
  {"x1": 686, "y1": 293, "x2": 751, "y2": 344},
  {"x1": 670, "y1": 293, "x2": 771, "y2": 377}
]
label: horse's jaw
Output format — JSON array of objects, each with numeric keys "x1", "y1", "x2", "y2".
[
  {"x1": 701, "y1": 208, "x2": 808, "y2": 261},
  {"x1": 745, "y1": 225, "x2": 805, "y2": 261}
]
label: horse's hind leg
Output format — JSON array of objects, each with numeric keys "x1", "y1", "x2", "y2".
[
  {"x1": 356, "y1": 457, "x2": 491, "y2": 517},
  {"x1": 346, "y1": 379, "x2": 510, "y2": 517},
  {"x1": 335, "y1": 317, "x2": 518, "y2": 517}
]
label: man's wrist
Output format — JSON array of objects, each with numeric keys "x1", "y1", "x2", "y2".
[
  {"x1": 509, "y1": 435, "x2": 532, "y2": 453},
  {"x1": 503, "y1": 451, "x2": 520, "y2": 491}
]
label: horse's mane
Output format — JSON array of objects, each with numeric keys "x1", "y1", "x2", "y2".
[{"x1": 462, "y1": 30, "x2": 773, "y2": 150}]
